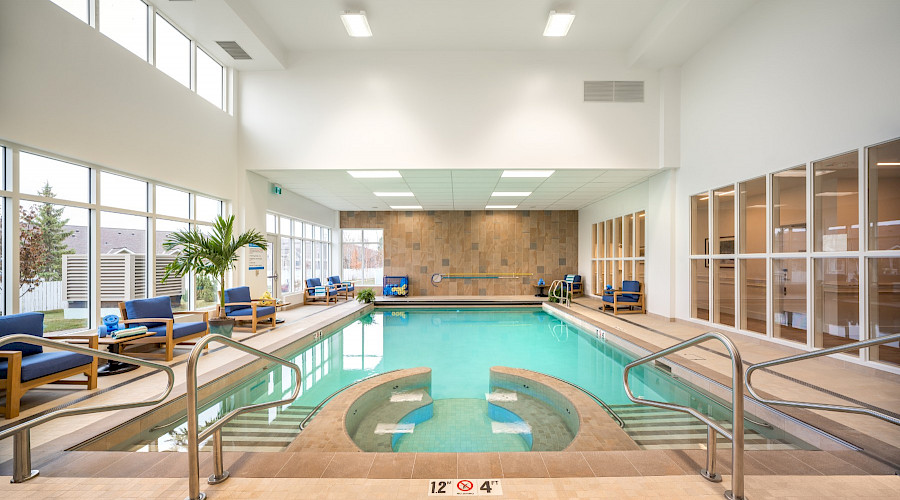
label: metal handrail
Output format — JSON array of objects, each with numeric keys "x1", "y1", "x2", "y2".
[
  {"x1": 623, "y1": 332, "x2": 746, "y2": 500},
  {"x1": 746, "y1": 333, "x2": 900, "y2": 426},
  {"x1": 299, "y1": 369, "x2": 403, "y2": 430},
  {"x1": 0, "y1": 335, "x2": 175, "y2": 483},
  {"x1": 185, "y1": 334, "x2": 301, "y2": 500},
  {"x1": 537, "y1": 372, "x2": 625, "y2": 428},
  {"x1": 548, "y1": 280, "x2": 572, "y2": 307}
]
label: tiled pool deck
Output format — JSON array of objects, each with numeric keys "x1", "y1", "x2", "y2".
[{"x1": 0, "y1": 296, "x2": 898, "y2": 499}]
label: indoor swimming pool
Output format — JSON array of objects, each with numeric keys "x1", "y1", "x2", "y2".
[{"x1": 89, "y1": 308, "x2": 815, "y2": 453}]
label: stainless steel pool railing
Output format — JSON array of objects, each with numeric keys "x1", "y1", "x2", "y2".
[
  {"x1": 0, "y1": 335, "x2": 176, "y2": 484},
  {"x1": 548, "y1": 280, "x2": 572, "y2": 307},
  {"x1": 298, "y1": 369, "x2": 404, "y2": 430},
  {"x1": 746, "y1": 333, "x2": 900, "y2": 426},
  {"x1": 623, "y1": 332, "x2": 746, "y2": 500},
  {"x1": 185, "y1": 334, "x2": 301, "y2": 500}
]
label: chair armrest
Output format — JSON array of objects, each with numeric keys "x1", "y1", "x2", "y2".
[
  {"x1": 173, "y1": 310, "x2": 209, "y2": 321},
  {"x1": 613, "y1": 291, "x2": 643, "y2": 296},
  {"x1": 222, "y1": 302, "x2": 253, "y2": 307},
  {"x1": 46, "y1": 334, "x2": 100, "y2": 349},
  {"x1": 0, "y1": 350, "x2": 23, "y2": 361}
]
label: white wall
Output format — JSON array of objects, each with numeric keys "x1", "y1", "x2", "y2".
[
  {"x1": 239, "y1": 51, "x2": 662, "y2": 171},
  {"x1": 674, "y1": 0, "x2": 900, "y2": 319},
  {"x1": 0, "y1": 0, "x2": 238, "y2": 199}
]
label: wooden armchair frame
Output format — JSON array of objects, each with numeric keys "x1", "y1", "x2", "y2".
[
  {"x1": 603, "y1": 290, "x2": 646, "y2": 315},
  {"x1": 219, "y1": 300, "x2": 276, "y2": 333},
  {"x1": 1, "y1": 334, "x2": 98, "y2": 419},
  {"x1": 117, "y1": 304, "x2": 209, "y2": 361},
  {"x1": 304, "y1": 283, "x2": 339, "y2": 305}
]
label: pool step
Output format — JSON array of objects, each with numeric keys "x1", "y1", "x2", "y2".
[
  {"x1": 201, "y1": 405, "x2": 314, "y2": 452},
  {"x1": 607, "y1": 404, "x2": 795, "y2": 451}
]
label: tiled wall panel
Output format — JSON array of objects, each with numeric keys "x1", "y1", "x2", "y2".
[{"x1": 340, "y1": 210, "x2": 578, "y2": 296}]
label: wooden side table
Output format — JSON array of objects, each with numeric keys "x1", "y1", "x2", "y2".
[
  {"x1": 532, "y1": 283, "x2": 548, "y2": 297},
  {"x1": 62, "y1": 331, "x2": 157, "y2": 376}
]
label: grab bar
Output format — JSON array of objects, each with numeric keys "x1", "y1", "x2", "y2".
[
  {"x1": 537, "y1": 372, "x2": 625, "y2": 428},
  {"x1": 746, "y1": 333, "x2": 900, "y2": 426},
  {"x1": 548, "y1": 280, "x2": 572, "y2": 307},
  {"x1": 185, "y1": 334, "x2": 301, "y2": 500},
  {"x1": 623, "y1": 332, "x2": 746, "y2": 500},
  {"x1": 299, "y1": 369, "x2": 403, "y2": 430},
  {"x1": 0, "y1": 335, "x2": 175, "y2": 484}
]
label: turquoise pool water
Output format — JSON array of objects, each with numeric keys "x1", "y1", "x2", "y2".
[{"x1": 106, "y1": 308, "x2": 812, "y2": 453}]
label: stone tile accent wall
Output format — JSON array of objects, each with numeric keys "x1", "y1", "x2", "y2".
[{"x1": 340, "y1": 210, "x2": 578, "y2": 296}]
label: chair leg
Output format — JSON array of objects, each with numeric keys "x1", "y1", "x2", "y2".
[
  {"x1": 86, "y1": 363, "x2": 98, "y2": 390},
  {"x1": 4, "y1": 358, "x2": 22, "y2": 419},
  {"x1": 165, "y1": 339, "x2": 174, "y2": 362}
]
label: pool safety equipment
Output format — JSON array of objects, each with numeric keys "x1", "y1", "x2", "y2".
[{"x1": 431, "y1": 272, "x2": 533, "y2": 286}]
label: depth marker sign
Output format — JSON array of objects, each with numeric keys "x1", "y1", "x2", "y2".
[{"x1": 428, "y1": 479, "x2": 502, "y2": 496}]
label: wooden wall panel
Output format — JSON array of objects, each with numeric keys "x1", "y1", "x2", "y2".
[{"x1": 340, "y1": 210, "x2": 579, "y2": 296}]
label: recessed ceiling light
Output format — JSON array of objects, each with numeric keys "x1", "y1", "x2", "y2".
[
  {"x1": 544, "y1": 11, "x2": 575, "y2": 37},
  {"x1": 877, "y1": 162, "x2": 900, "y2": 166},
  {"x1": 486, "y1": 205, "x2": 518, "y2": 209},
  {"x1": 340, "y1": 11, "x2": 372, "y2": 37},
  {"x1": 348, "y1": 170, "x2": 401, "y2": 178},
  {"x1": 716, "y1": 190, "x2": 735, "y2": 196},
  {"x1": 491, "y1": 191, "x2": 532, "y2": 197},
  {"x1": 501, "y1": 170, "x2": 554, "y2": 178},
  {"x1": 374, "y1": 192, "x2": 414, "y2": 197},
  {"x1": 390, "y1": 205, "x2": 422, "y2": 210}
]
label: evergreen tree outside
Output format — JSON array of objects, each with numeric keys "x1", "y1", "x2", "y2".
[{"x1": 33, "y1": 182, "x2": 74, "y2": 280}]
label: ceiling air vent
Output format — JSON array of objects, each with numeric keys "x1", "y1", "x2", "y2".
[
  {"x1": 216, "y1": 41, "x2": 252, "y2": 60},
  {"x1": 584, "y1": 81, "x2": 644, "y2": 103}
]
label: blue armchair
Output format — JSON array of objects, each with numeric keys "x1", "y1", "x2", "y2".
[
  {"x1": 221, "y1": 286, "x2": 276, "y2": 333},
  {"x1": 118, "y1": 296, "x2": 209, "y2": 361},
  {"x1": 601, "y1": 280, "x2": 645, "y2": 315},
  {"x1": 304, "y1": 278, "x2": 338, "y2": 305},
  {"x1": 327, "y1": 276, "x2": 355, "y2": 300},
  {"x1": 564, "y1": 274, "x2": 583, "y2": 297},
  {"x1": 0, "y1": 312, "x2": 98, "y2": 419}
]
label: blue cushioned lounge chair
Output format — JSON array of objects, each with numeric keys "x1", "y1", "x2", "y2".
[
  {"x1": 600, "y1": 280, "x2": 645, "y2": 315},
  {"x1": 221, "y1": 286, "x2": 276, "y2": 333},
  {"x1": 564, "y1": 274, "x2": 583, "y2": 297},
  {"x1": 0, "y1": 312, "x2": 98, "y2": 419},
  {"x1": 118, "y1": 296, "x2": 209, "y2": 361},
  {"x1": 304, "y1": 278, "x2": 338, "y2": 305},
  {"x1": 327, "y1": 276, "x2": 355, "y2": 300}
]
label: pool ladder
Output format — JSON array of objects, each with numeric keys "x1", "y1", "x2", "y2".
[{"x1": 547, "y1": 279, "x2": 573, "y2": 307}]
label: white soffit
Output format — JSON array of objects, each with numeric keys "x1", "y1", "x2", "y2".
[{"x1": 254, "y1": 169, "x2": 661, "y2": 211}]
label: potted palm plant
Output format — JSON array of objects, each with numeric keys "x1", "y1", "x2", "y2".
[{"x1": 162, "y1": 215, "x2": 267, "y2": 337}]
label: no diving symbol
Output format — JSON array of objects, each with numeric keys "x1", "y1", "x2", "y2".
[{"x1": 457, "y1": 480, "x2": 474, "y2": 492}]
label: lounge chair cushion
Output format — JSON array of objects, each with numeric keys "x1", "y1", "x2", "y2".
[
  {"x1": 328, "y1": 276, "x2": 355, "y2": 291},
  {"x1": 228, "y1": 306, "x2": 276, "y2": 318},
  {"x1": 0, "y1": 351, "x2": 92, "y2": 382},
  {"x1": 125, "y1": 296, "x2": 174, "y2": 328},
  {"x1": 224, "y1": 286, "x2": 252, "y2": 315},
  {"x1": 148, "y1": 321, "x2": 207, "y2": 339},
  {"x1": 0, "y1": 312, "x2": 44, "y2": 356},
  {"x1": 306, "y1": 278, "x2": 321, "y2": 288},
  {"x1": 602, "y1": 294, "x2": 639, "y2": 304},
  {"x1": 564, "y1": 274, "x2": 583, "y2": 291},
  {"x1": 621, "y1": 280, "x2": 641, "y2": 301}
]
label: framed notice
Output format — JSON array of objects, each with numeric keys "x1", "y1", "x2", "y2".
[{"x1": 248, "y1": 243, "x2": 266, "y2": 270}]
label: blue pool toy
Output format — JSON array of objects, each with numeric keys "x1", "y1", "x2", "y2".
[
  {"x1": 98, "y1": 314, "x2": 124, "y2": 338},
  {"x1": 538, "y1": 278, "x2": 545, "y2": 285}
]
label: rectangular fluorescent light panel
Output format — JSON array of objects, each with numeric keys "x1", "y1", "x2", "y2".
[
  {"x1": 544, "y1": 12, "x2": 575, "y2": 37},
  {"x1": 501, "y1": 170, "x2": 554, "y2": 178},
  {"x1": 877, "y1": 162, "x2": 900, "y2": 166},
  {"x1": 492, "y1": 191, "x2": 532, "y2": 197},
  {"x1": 486, "y1": 205, "x2": 518, "y2": 209},
  {"x1": 341, "y1": 11, "x2": 372, "y2": 37},
  {"x1": 374, "y1": 192, "x2": 414, "y2": 197},
  {"x1": 348, "y1": 170, "x2": 401, "y2": 178},
  {"x1": 390, "y1": 205, "x2": 422, "y2": 210}
]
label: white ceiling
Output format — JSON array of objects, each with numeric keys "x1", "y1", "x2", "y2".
[{"x1": 255, "y1": 168, "x2": 662, "y2": 211}]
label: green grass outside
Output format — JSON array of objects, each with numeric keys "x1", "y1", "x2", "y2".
[{"x1": 40, "y1": 309, "x2": 88, "y2": 333}]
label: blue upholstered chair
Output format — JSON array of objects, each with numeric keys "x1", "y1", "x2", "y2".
[
  {"x1": 600, "y1": 280, "x2": 645, "y2": 315},
  {"x1": 0, "y1": 312, "x2": 98, "y2": 419},
  {"x1": 221, "y1": 286, "x2": 277, "y2": 332},
  {"x1": 564, "y1": 274, "x2": 583, "y2": 297},
  {"x1": 304, "y1": 278, "x2": 338, "y2": 305},
  {"x1": 327, "y1": 276, "x2": 355, "y2": 300},
  {"x1": 118, "y1": 296, "x2": 209, "y2": 361}
]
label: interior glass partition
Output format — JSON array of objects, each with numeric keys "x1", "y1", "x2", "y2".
[
  {"x1": 739, "y1": 177, "x2": 766, "y2": 254},
  {"x1": 773, "y1": 166, "x2": 807, "y2": 253},
  {"x1": 869, "y1": 257, "x2": 900, "y2": 366},
  {"x1": 814, "y1": 151, "x2": 859, "y2": 252},
  {"x1": 814, "y1": 257, "x2": 860, "y2": 354},
  {"x1": 739, "y1": 258, "x2": 766, "y2": 334},
  {"x1": 772, "y1": 258, "x2": 807, "y2": 344},
  {"x1": 868, "y1": 138, "x2": 900, "y2": 250}
]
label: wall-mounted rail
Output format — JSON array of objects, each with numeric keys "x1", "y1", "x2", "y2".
[
  {"x1": 185, "y1": 334, "x2": 301, "y2": 500},
  {"x1": 623, "y1": 332, "x2": 747, "y2": 500},
  {"x1": 746, "y1": 333, "x2": 900, "y2": 426},
  {"x1": 0, "y1": 335, "x2": 175, "y2": 484}
]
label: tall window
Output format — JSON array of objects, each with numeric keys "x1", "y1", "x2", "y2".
[
  {"x1": 342, "y1": 229, "x2": 384, "y2": 287},
  {"x1": 591, "y1": 211, "x2": 646, "y2": 296},
  {"x1": 266, "y1": 214, "x2": 333, "y2": 297},
  {"x1": 155, "y1": 14, "x2": 191, "y2": 88},
  {"x1": 99, "y1": 0, "x2": 149, "y2": 61},
  {"x1": 196, "y1": 48, "x2": 224, "y2": 108},
  {"x1": 50, "y1": 0, "x2": 90, "y2": 23}
]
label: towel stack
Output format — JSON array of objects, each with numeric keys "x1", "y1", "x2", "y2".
[{"x1": 112, "y1": 326, "x2": 148, "y2": 339}]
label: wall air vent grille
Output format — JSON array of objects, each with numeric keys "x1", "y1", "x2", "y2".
[
  {"x1": 216, "y1": 41, "x2": 252, "y2": 60},
  {"x1": 584, "y1": 81, "x2": 644, "y2": 103}
]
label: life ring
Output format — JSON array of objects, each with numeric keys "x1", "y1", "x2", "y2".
[{"x1": 431, "y1": 273, "x2": 443, "y2": 286}]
